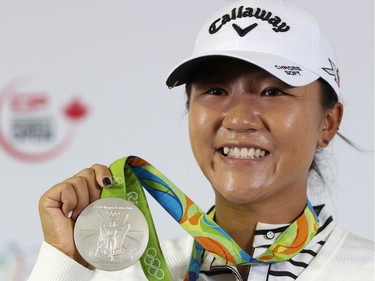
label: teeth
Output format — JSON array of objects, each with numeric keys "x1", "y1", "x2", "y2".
[
  {"x1": 233, "y1": 147, "x2": 240, "y2": 158},
  {"x1": 255, "y1": 148, "x2": 261, "y2": 157},
  {"x1": 248, "y1": 148, "x2": 255, "y2": 158},
  {"x1": 240, "y1": 148, "x2": 247, "y2": 158},
  {"x1": 222, "y1": 147, "x2": 267, "y2": 159},
  {"x1": 223, "y1": 147, "x2": 230, "y2": 155}
]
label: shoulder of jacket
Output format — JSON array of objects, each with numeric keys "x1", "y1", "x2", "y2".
[
  {"x1": 297, "y1": 225, "x2": 374, "y2": 281},
  {"x1": 334, "y1": 225, "x2": 374, "y2": 259}
]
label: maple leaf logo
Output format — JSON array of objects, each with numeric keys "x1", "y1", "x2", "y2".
[{"x1": 63, "y1": 98, "x2": 88, "y2": 121}]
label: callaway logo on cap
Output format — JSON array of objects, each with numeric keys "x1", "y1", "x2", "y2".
[{"x1": 166, "y1": 0, "x2": 340, "y2": 97}]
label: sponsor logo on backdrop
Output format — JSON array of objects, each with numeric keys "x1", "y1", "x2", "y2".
[{"x1": 0, "y1": 77, "x2": 89, "y2": 162}]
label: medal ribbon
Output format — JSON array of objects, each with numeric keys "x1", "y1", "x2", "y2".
[{"x1": 101, "y1": 156, "x2": 319, "y2": 281}]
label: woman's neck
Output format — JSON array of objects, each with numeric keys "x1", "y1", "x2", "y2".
[{"x1": 213, "y1": 193, "x2": 307, "y2": 252}]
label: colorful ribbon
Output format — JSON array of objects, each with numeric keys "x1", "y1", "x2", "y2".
[{"x1": 101, "y1": 156, "x2": 319, "y2": 281}]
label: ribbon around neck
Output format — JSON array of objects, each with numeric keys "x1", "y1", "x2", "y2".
[{"x1": 101, "y1": 156, "x2": 319, "y2": 281}]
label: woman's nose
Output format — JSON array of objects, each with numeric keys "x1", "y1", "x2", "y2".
[{"x1": 222, "y1": 95, "x2": 263, "y2": 132}]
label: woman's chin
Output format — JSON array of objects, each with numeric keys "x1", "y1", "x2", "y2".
[{"x1": 214, "y1": 186, "x2": 269, "y2": 206}]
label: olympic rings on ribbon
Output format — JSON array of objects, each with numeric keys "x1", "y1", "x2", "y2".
[
  {"x1": 143, "y1": 247, "x2": 165, "y2": 280},
  {"x1": 112, "y1": 176, "x2": 123, "y2": 186}
]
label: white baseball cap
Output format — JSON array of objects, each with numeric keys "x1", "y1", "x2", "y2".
[{"x1": 166, "y1": 0, "x2": 340, "y2": 96}]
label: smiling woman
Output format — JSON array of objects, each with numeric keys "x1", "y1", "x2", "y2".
[
  {"x1": 28, "y1": 0, "x2": 373, "y2": 281},
  {"x1": 185, "y1": 62, "x2": 341, "y2": 182},
  {"x1": 186, "y1": 58, "x2": 341, "y2": 212}
]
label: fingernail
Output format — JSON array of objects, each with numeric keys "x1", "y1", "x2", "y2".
[
  {"x1": 67, "y1": 211, "x2": 73, "y2": 218},
  {"x1": 102, "y1": 177, "x2": 112, "y2": 187}
]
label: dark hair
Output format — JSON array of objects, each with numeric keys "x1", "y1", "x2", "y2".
[
  {"x1": 184, "y1": 77, "x2": 342, "y2": 182},
  {"x1": 310, "y1": 78, "x2": 338, "y2": 181}
]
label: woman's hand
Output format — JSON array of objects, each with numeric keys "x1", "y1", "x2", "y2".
[{"x1": 38, "y1": 164, "x2": 112, "y2": 267}]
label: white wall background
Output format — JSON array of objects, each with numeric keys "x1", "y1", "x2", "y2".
[{"x1": 0, "y1": 0, "x2": 373, "y2": 280}]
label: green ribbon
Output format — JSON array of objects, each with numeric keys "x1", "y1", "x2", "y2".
[
  {"x1": 101, "y1": 157, "x2": 172, "y2": 280},
  {"x1": 100, "y1": 156, "x2": 319, "y2": 281}
]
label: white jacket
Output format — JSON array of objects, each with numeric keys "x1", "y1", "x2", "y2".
[{"x1": 28, "y1": 224, "x2": 374, "y2": 281}]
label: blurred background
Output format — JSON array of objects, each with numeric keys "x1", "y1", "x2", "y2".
[{"x1": 0, "y1": 0, "x2": 373, "y2": 280}]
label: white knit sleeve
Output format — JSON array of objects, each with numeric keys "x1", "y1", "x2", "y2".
[{"x1": 27, "y1": 241, "x2": 95, "y2": 281}]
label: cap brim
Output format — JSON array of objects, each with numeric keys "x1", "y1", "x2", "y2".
[{"x1": 166, "y1": 51, "x2": 319, "y2": 88}]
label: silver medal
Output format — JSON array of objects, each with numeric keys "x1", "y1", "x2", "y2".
[{"x1": 74, "y1": 197, "x2": 149, "y2": 271}]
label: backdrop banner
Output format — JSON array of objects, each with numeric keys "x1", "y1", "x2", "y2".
[{"x1": 0, "y1": 1, "x2": 373, "y2": 280}]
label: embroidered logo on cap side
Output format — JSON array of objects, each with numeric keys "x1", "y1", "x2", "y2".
[
  {"x1": 322, "y1": 58, "x2": 340, "y2": 87},
  {"x1": 209, "y1": 6, "x2": 290, "y2": 35},
  {"x1": 274, "y1": 65, "x2": 303, "y2": 76}
]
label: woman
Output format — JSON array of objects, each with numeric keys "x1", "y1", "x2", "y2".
[{"x1": 28, "y1": 0, "x2": 374, "y2": 280}]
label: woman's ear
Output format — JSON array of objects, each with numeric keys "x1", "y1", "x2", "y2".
[{"x1": 318, "y1": 102, "x2": 344, "y2": 148}]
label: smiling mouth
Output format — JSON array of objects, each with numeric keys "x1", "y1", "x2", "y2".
[{"x1": 220, "y1": 147, "x2": 269, "y2": 159}]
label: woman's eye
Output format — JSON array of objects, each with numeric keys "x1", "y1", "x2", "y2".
[
  {"x1": 206, "y1": 88, "x2": 227, "y2": 96},
  {"x1": 262, "y1": 88, "x2": 287, "y2": 97}
]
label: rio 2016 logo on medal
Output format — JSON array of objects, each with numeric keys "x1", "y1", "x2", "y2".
[
  {"x1": 74, "y1": 198, "x2": 149, "y2": 271},
  {"x1": 0, "y1": 77, "x2": 88, "y2": 162}
]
